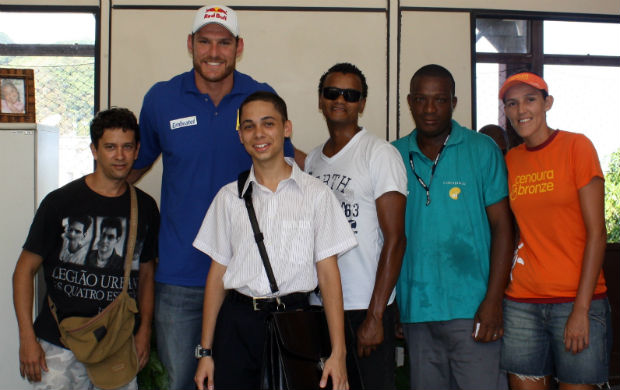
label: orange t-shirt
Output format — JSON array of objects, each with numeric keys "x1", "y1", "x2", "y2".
[{"x1": 505, "y1": 130, "x2": 606, "y2": 300}]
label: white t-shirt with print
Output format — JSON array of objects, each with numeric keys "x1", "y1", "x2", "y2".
[{"x1": 305, "y1": 128, "x2": 407, "y2": 310}]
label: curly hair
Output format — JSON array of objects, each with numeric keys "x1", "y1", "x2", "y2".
[{"x1": 90, "y1": 107, "x2": 139, "y2": 148}]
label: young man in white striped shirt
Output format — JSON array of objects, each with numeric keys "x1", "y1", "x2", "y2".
[{"x1": 192, "y1": 91, "x2": 357, "y2": 390}]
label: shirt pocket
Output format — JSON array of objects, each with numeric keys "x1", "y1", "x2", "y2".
[{"x1": 278, "y1": 220, "x2": 313, "y2": 265}]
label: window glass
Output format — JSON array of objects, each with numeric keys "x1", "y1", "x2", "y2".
[
  {"x1": 544, "y1": 64, "x2": 620, "y2": 173},
  {"x1": 476, "y1": 19, "x2": 529, "y2": 54},
  {"x1": 0, "y1": 12, "x2": 96, "y2": 187},
  {"x1": 475, "y1": 63, "x2": 502, "y2": 129},
  {"x1": 544, "y1": 21, "x2": 620, "y2": 56},
  {"x1": 544, "y1": 64, "x2": 620, "y2": 242},
  {"x1": 0, "y1": 13, "x2": 95, "y2": 44}
]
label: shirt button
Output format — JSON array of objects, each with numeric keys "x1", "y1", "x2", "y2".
[
  {"x1": 214, "y1": 112, "x2": 218, "y2": 116},
  {"x1": 204, "y1": 97, "x2": 208, "y2": 102}
]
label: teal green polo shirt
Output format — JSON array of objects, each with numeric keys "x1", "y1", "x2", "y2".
[{"x1": 392, "y1": 120, "x2": 507, "y2": 323}]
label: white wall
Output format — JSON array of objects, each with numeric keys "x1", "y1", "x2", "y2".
[{"x1": 398, "y1": 11, "x2": 472, "y2": 134}]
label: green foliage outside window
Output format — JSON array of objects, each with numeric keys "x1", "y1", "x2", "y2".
[{"x1": 605, "y1": 148, "x2": 620, "y2": 243}]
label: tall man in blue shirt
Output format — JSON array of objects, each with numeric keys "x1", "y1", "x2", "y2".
[
  {"x1": 392, "y1": 64, "x2": 514, "y2": 389},
  {"x1": 128, "y1": 5, "x2": 298, "y2": 389}
]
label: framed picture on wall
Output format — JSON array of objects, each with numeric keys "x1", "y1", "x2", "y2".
[{"x1": 0, "y1": 68, "x2": 35, "y2": 123}]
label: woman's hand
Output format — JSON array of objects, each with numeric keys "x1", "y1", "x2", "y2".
[{"x1": 564, "y1": 306, "x2": 590, "y2": 354}]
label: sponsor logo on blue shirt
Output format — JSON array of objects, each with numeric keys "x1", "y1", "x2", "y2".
[{"x1": 170, "y1": 116, "x2": 197, "y2": 130}]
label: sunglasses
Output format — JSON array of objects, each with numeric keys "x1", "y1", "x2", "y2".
[{"x1": 321, "y1": 87, "x2": 363, "y2": 103}]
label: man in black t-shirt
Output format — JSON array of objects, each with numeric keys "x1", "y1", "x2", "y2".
[{"x1": 13, "y1": 108, "x2": 159, "y2": 390}]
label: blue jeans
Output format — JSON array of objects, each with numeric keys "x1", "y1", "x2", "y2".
[
  {"x1": 501, "y1": 298, "x2": 611, "y2": 385},
  {"x1": 154, "y1": 283, "x2": 204, "y2": 390}
]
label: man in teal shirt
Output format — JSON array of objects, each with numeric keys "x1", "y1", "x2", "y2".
[{"x1": 392, "y1": 64, "x2": 514, "y2": 389}]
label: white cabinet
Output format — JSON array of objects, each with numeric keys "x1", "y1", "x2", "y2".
[{"x1": 0, "y1": 123, "x2": 58, "y2": 389}]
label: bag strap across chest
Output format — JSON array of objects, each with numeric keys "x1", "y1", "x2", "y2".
[{"x1": 238, "y1": 170, "x2": 279, "y2": 295}]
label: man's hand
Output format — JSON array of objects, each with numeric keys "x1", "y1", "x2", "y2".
[
  {"x1": 19, "y1": 337, "x2": 47, "y2": 382},
  {"x1": 357, "y1": 314, "x2": 384, "y2": 357},
  {"x1": 395, "y1": 321, "x2": 404, "y2": 339},
  {"x1": 320, "y1": 353, "x2": 349, "y2": 390},
  {"x1": 194, "y1": 357, "x2": 214, "y2": 390},
  {"x1": 472, "y1": 297, "x2": 503, "y2": 343},
  {"x1": 134, "y1": 327, "x2": 151, "y2": 370},
  {"x1": 14, "y1": 250, "x2": 47, "y2": 382},
  {"x1": 477, "y1": 198, "x2": 513, "y2": 343}
]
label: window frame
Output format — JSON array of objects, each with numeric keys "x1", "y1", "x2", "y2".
[
  {"x1": 0, "y1": 4, "x2": 101, "y2": 113},
  {"x1": 471, "y1": 10, "x2": 620, "y2": 132}
]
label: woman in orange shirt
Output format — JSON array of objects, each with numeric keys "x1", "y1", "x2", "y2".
[{"x1": 499, "y1": 72, "x2": 610, "y2": 390}]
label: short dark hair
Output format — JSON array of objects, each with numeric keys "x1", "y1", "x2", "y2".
[
  {"x1": 410, "y1": 64, "x2": 456, "y2": 96},
  {"x1": 479, "y1": 124, "x2": 509, "y2": 145},
  {"x1": 100, "y1": 217, "x2": 123, "y2": 239},
  {"x1": 90, "y1": 107, "x2": 139, "y2": 148},
  {"x1": 239, "y1": 91, "x2": 288, "y2": 122},
  {"x1": 318, "y1": 63, "x2": 368, "y2": 98},
  {"x1": 68, "y1": 215, "x2": 92, "y2": 232}
]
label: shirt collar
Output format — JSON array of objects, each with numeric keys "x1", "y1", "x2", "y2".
[
  {"x1": 407, "y1": 119, "x2": 465, "y2": 157},
  {"x1": 181, "y1": 69, "x2": 201, "y2": 94},
  {"x1": 242, "y1": 157, "x2": 302, "y2": 196}
]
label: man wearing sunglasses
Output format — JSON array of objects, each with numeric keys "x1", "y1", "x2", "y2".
[
  {"x1": 305, "y1": 63, "x2": 407, "y2": 389},
  {"x1": 391, "y1": 64, "x2": 514, "y2": 390}
]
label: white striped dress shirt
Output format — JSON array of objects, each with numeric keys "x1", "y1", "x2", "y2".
[{"x1": 193, "y1": 158, "x2": 358, "y2": 297}]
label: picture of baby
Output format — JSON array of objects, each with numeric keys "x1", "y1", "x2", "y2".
[{"x1": 1, "y1": 78, "x2": 26, "y2": 114}]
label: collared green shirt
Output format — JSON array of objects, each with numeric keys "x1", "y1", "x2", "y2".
[{"x1": 392, "y1": 120, "x2": 507, "y2": 323}]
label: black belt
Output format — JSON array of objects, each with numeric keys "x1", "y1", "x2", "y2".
[{"x1": 227, "y1": 290, "x2": 310, "y2": 312}]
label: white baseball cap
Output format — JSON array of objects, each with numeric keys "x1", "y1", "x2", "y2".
[{"x1": 192, "y1": 5, "x2": 239, "y2": 37}]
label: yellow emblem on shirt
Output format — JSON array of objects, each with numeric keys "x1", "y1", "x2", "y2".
[{"x1": 449, "y1": 187, "x2": 461, "y2": 200}]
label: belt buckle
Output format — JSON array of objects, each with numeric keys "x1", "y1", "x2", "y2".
[
  {"x1": 252, "y1": 296, "x2": 269, "y2": 311},
  {"x1": 251, "y1": 296, "x2": 286, "y2": 311}
]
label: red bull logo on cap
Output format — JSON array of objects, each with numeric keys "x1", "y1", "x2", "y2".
[{"x1": 204, "y1": 6, "x2": 228, "y2": 21}]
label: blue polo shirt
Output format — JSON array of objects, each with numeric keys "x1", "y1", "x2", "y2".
[
  {"x1": 391, "y1": 120, "x2": 507, "y2": 323},
  {"x1": 136, "y1": 69, "x2": 293, "y2": 286}
]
